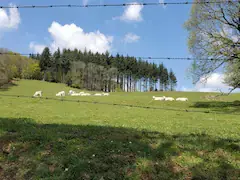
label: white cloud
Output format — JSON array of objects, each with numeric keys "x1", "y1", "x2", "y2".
[
  {"x1": 29, "y1": 42, "x2": 46, "y2": 54},
  {"x1": 181, "y1": 73, "x2": 238, "y2": 93},
  {"x1": 114, "y1": 2, "x2": 143, "y2": 22},
  {"x1": 195, "y1": 73, "x2": 229, "y2": 91},
  {"x1": 29, "y1": 21, "x2": 113, "y2": 54},
  {"x1": 0, "y1": 4, "x2": 20, "y2": 30},
  {"x1": 124, "y1": 33, "x2": 140, "y2": 43},
  {"x1": 220, "y1": 24, "x2": 239, "y2": 43}
]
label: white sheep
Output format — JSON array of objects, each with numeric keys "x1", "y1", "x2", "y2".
[
  {"x1": 81, "y1": 93, "x2": 91, "y2": 96},
  {"x1": 153, "y1": 96, "x2": 165, "y2": 101},
  {"x1": 70, "y1": 93, "x2": 80, "y2": 96},
  {"x1": 176, "y1": 97, "x2": 188, "y2": 102},
  {"x1": 68, "y1": 90, "x2": 76, "y2": 95},
  {"x1": 102, "y1": 93, "x2": 110, "y2": 96},
  {"x1": 94, "y1": 93, "x2": 103, "y2": 96},
  {"x1": 165, "y1": 97, "x2": 175, "y2": 101},
  {"x1": 56, "y1": 91, "x2": 65, "y2": 97},
  {"x1": 33, "y1": 91, "x2": 42, "y2": 97}
]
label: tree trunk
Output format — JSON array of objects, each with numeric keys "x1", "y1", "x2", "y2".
[
  {"x1": 117, "y1": 74, "x2": 119, "y2": 87},
  {"x1": 43, "y1": 71, "x2": 46, "y2": 81},
  {"x1": 126, "y1": 75, "x2": 129, "y2": 92},
  {"x1": 140, "y1": 79, "x2": 143, "y2": 92},
  {"x1": 121, "y1": 74, "x2": 124, "y2": 91},
  {"x1": 130, "y1": 75, "x2": 132, "y2": 92}
]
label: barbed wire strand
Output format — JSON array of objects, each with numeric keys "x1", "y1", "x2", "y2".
[
  {"x1": 0, "y1": 1, "x2": 238, "y2": 9},
  {"x1": 0, "y1": 52, "x2": 231, "y2": 61},
  {"x1": 0, "y1": 94, "x2": 239, "y2": 116}
]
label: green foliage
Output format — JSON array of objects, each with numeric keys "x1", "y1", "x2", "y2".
[
  {"x1": 224, "y1": 52, "x2": 240, "y2": 90},
  {"x1": 0, "y1": 60, "x2": 8, "y2": 86},
  {"x1": 22, "y1": 63, "x2": 42, "y2": 80},
  {"x1": 169, "y1": 69, "x2": 177, "y2": 91},
  {"x1": 40, "y1": 47, "x2": 51, "y2": 72},
  {"x1": 0, "y1": 49, "x2": 37, "y2": 86},
  {"x1": 40, "y1": 47, "x2": 51, "y2": 81},
  {"x1": 162, "y1": 67, "x2": 169, "y2": 91},
  {"x1": 9, "y1": 65, "x2": 18, "y2": 79}
]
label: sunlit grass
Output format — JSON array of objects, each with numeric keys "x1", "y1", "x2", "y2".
[{"x1": 0, "y1": 80, "x2": 239, "y2": 179}]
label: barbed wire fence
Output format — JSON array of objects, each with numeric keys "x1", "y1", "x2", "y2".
[
  {"x1": 0, "y1": 1, "x2": 238, "y2": 9},
  {"x1": 0, "y1": 52, "x2": 232, "y2": 61}
]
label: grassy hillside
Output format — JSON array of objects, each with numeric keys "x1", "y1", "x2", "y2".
[{"x1": 0, "y1": 80, "x2": 239, "y2": 179}]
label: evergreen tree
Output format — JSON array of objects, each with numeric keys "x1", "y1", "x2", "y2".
[
  {"x1": 23, "y1": 47, "x2": 178, "y2": 92},
  {"x1": 40, "y1": 47, "x2": 51, "y2": 81},
  {"x1": 162, "y1": 67, "x2": 169, "y2": 91},
  {"x1": 158, "y1": 63, "x2": 164, "y2": 91},
  {"x1": 53, "y1": 48, "x2": 61, "y2": 82},
  {"x1": 169, "y1": 69, "x2": 177, "y2": 91}
]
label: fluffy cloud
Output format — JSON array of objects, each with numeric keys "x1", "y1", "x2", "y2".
[
  {"x1": 0, "y1": 4, "x2": 20, "y2": 30},
  {"x1": 114, "y1": 2, "x2": 143, "y2": 22},
  {"x1": 181, "y1": 73, "x2": 237, "y2": 93},
  {"x1": 195, "y1": 73, "x2": 229, "y2": 92},
  {"x1": 29, "y1": 42, "x2": 46, "y2": 54},
  {"x1": 29, "y1": 21, "x2": 113, "y2": 54},
  {"x1": 124, "y1": 33, "x2": 140, "y2": 43}
]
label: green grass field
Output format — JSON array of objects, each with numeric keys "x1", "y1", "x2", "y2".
[{"x1": 0, "y1": 80, "x2": 239, "y2": 180}]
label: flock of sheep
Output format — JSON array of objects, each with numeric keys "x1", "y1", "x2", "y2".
[
  {"x1": 153, "y1": 96, "x2": 188, "y2": 102},
  {"x1": 33, "y1": 90, "x2": 188, "y2": 102},
  {"x1": 33, "y1": 90, "x2": 110, "y2": 97}
]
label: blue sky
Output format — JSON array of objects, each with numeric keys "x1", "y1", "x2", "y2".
[{"x1": 0, "y1": 0, "x2": 235, "y2": 92}]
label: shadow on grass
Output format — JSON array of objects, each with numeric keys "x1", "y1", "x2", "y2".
[
  {"x1": 0, "y1": 82, "x2": 18, "y2": 91},
  {"x1": 0, "y1": 118, "x2": 239, "y2": 180},
  {"x1": 191, "y1": 101, "x2": 240, "y2": 114}
]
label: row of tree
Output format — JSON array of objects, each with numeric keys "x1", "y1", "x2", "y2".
[{"x1": 31, "y1": 47, "x2": 177, "y2": 92}]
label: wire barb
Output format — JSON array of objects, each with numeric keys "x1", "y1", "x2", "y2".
[
  {"x1": 0, "y1": 52, "x2": 231, "y2": 61},
  {"x1": 0, "y1": 1, "x2": 237, "y2": 9}
]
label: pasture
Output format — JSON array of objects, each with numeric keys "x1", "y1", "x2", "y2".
[{"x1": 0, "y1": 80, "x2": 239, "y2": 179}]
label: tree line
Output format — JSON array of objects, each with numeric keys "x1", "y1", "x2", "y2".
[
  {"x1": 30, "y1": 47, "x2": 177, "y2": 92},
  {"x1": 0, "y1": 48, "x2": 41, "y2": 86}
]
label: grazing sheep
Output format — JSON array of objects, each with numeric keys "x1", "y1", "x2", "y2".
[
  {"x1": 68, "y1": 90, "x2": 76, "y2": 95},
  {"x1": 176, "y1": 97, "x2": 188, "y2": 102},
  {"x1": 94, "y1": 93, "x2": 103, "y2": 96},
  {"x1": 165, "y1": 97, "x2": 175, "y2": 101},
  {"x1": 81, "y1": 93, "x2": 91, "y2": 96},
  {"x1": 56, "y1": 91, "x2": 65, "y2": 97},
  {"x1": 33, "y1": 91, "x2": 42, "y2": 97},
  {"x1": 70, "y1": 93, "x2": 81, "y2": 96},
  {"x1": 153, "y1": 96, "x2": 165, "y2": 101},
  {"x1": 102, "y1": 93, "x2": 110, "y2": 96},
  {"x1": 70, "y1": 92, "x2": 85, "y2": 96}
]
